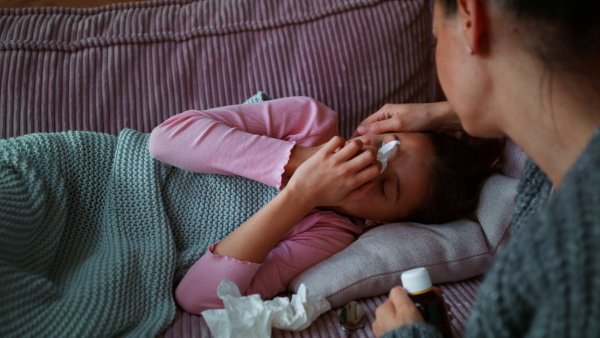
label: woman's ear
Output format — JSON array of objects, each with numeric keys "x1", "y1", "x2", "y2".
[{"x1": 457, "y1": 0, "x2": 489, "y2": 54}]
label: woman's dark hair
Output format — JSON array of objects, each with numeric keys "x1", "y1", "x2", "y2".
[
  {"x1": 436, "y1": 0, "x2": 600, "y2": 73},
  {"x1": 408, "y1": 132, "x2": 504, "y2": 224}
]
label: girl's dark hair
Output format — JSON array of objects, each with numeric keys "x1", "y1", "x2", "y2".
[
  {"x1": 436, "y1": 0, "x2": 600, "y2": 73},
  {"x1": 408, "y1": 132, "x2": 504, "y2": 224}
]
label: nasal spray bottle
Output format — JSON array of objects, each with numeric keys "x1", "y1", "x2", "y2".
[{"x1": 401, "y1": 267, "x2": 453, "y2": 338}]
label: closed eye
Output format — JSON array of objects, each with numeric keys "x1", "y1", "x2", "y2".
[{"x1": 380, "y1": 178, "x2": 386, "y2": 196}]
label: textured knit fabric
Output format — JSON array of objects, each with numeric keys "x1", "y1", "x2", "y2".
[
  {"x1": 163, "y1": 162, "x2": 279, "y2": 283},
  {"x1": 0, "y1": 130, "x2": 175, "y2": 337},
  {"x1": 510, "y1": 159, "x2": 554, "y2": 234},
  {"x1": 0, "y1": 128, "x2": 293, "y2": 337},
  {"x1": 149, "y1": 96, "x2": 362, "y2": 314},
  {"x1": 385, "y1": 126, "x2": 600, "y2": 337}
]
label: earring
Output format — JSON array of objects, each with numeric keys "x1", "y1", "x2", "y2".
[{"x1": 466, "y1": 45, "x2": 474, "y2": 55}]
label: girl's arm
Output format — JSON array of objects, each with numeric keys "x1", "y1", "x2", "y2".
[
  {"x1": 175, "y1": 210, "x2": 359, "y2": 313},
  {"x1": 175, "y1": 137, "x2": 380, "y2": 314},
  {"x1": 148, "y1": 97, "x2": 338, "y2": 188},
  {"x1": 213, "y1": 137, "x2": 377, "y2": 263}
]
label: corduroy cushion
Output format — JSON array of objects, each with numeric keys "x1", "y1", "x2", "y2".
[
  {"x1": 290, "y1": 174, "x2": 519, "y2": 307},
  {"x1": 0, "y1": 0, "x2": 436, "y2": 140}
]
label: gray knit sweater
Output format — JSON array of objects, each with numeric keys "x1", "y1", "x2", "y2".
[{"x1": 386, "y1": 127, "x2": 600, "y2": 338}]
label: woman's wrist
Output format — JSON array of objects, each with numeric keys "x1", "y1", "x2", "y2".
[{"x1": 430, "y1": 101, "x2": 462, "y2": 131}]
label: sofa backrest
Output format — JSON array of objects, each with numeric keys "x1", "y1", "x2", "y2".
[{"x1": 0, "y1": 0, "x2": 437, "y2": 139}]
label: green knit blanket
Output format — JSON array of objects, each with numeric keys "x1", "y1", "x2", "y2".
[{"x1": 0, "y1": 129, "x2": 278, "y2": 337}]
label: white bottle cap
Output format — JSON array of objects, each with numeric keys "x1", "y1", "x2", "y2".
[{"x1": 401, "y1": 267, "x2": 432, "y2": 294}]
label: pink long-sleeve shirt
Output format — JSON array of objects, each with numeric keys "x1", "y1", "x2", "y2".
[{"x1": 148, "y1": 97, "x2": 363, "y2": 314}]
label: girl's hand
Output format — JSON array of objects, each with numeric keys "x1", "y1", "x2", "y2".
[
  {"x1": 285, "y1": 139, "x2": 375, "y2": 177},
  {"x1": 284, "y1": 144, "x2": 325, "y2": 178},
  {"x1": 372, "y1": 286, "x2": 425, "y2": 337},
  {"x1": 286, "y1": 136, "x2": 380, "y2": 208},
  {"x1": 351, "y1": 101, "x2": 462, "y2": 138}
]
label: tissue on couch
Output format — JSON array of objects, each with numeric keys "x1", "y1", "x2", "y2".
[{"x1": 202, "y1": 279, "x2": 331, "y2": 338}]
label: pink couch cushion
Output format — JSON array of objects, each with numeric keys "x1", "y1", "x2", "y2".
[{"x1": 0, "y1": 0, "x2": 437, "y2": 139}]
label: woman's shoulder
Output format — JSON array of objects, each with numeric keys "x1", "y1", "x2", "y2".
[
  {"x1": 559, "y1": 126, "x2": 600, "y2": 201},
  {"x1": 567, "y1": 126, "x2": 600, "y2": 181},
  {"x1": 512, "y1": 159, "x2": 553, "y2": 233},
  {"x1": 516, "y1": 127, "x2": 600, "y2": 230},
  {"x1": 537, "y1": 126, "x2": 600, "y2": 232}
]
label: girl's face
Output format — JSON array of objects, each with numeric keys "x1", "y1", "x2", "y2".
[{"x1": 328, "y1": 133, "x2": 435, "y2": 223}]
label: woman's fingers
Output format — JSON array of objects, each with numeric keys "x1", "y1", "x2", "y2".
[
  {"x1": 352, "y1": 102, "x2": 460, "y2": 137},
  {"x1": 372, "y1": 298, "x2": 397, "y2": 337},
  {"x1": 373, "y1": 286, "x2": 425, "y2": 337},
  {"x1": 388, "y1": 286, "x2": 415, "y2": 307},
  {"x1": 359, "y1": 117, "x2": 404, "y2": 136},
  {"x1": 353, "y1": 106, "x2": 405, "y2": 136}
]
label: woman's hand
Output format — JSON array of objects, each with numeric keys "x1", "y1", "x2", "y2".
[
  {"x1": 352, "y1": 101, "x2": 462, "y2": 138},
  {"x1": 286, "y1": 136, "x2": 380, "y2": 208},
  {"x1": 372, "y1": 286, "x2": 425, "y2": 337}
]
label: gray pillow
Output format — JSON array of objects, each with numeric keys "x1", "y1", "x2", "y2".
[{"x1": 289, "y1": 174, "x2": 518, "y2": 308}]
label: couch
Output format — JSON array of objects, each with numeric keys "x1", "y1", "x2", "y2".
[{"x1": 0, "y1": 0, "x2": 525, "y2": 336}]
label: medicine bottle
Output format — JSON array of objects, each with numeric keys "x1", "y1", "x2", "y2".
[{"x1": 401, "y1": 267, "x2": 453, "y2": 338}]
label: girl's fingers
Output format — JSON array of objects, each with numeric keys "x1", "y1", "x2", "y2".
[
  {"x1": 342, "y1": 180, "x2": 376, "y2": 203},
  {"x1": 347, "y1": 145, "x2": 377, "y2": 168},
  {"x1": 333, "y1": 139, "x2": 364, "y2": 161},
  {"x1": 353, "y1": 162, "x2": 382, "y2": 183},
  {"x1": 320, "y1": 136, "x2": 347, "y2": 154}
]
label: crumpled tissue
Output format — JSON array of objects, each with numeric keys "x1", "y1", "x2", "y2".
[
  {"x1": 377, "y1": 140, "x2": 400, "y2": 173},
  {"x1": 202, "y1": 279, "x2": 331, "y2": 338}
]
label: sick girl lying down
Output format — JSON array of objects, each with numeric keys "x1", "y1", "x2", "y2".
[{"x1": 148, "y1": 96, "x2": 503, "y2": 314}]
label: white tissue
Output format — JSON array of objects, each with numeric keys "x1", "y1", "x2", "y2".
[
  {"x1": 377, "y1": 140, "x2": 400, "y2": 173},
  {"x1": 202, "y1": 279, "x2": 331, "y2": 338}
]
